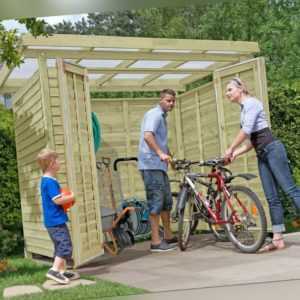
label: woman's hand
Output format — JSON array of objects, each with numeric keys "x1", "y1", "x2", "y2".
[
  {"x1": 231, "y1": 150, "x2": 240, "y2": 162},
  {"x1": 224, "y1": 147, "x2": 234, "y2": 160}
]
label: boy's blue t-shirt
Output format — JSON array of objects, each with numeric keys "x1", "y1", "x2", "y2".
[{"x1": 40, "y1": 176, "x2": 68, "y2": 228}]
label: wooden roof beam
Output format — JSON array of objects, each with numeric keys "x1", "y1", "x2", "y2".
[
  {"x1": 22, "y1": 34, "x2": 260, "y2": 54},
  {"x1": 23, "y1": 49, "x2": 243, "y2": 62}
]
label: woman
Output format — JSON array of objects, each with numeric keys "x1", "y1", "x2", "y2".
[{"x1": 224, "y1": 77, "x2": 300, "y2": 252}]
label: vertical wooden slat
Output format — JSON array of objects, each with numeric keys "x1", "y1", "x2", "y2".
[
  {"x1": 56, "y1": 58, "x2": 81, "y2": 264},
  {"x1": 195, "y1": 91, "x2": 204, "y2": 161},
  {"x1": 83, "y1": 68, "x2": 103, "y2": 251},
  {"x1": 123, "y1": 100, "x2": 135, "y2": 196},
  {"x1": 38, "y1": 55, "x2": 54, "y2": 148},
  {"x1": 213, "y1": 74, "x2": 226, "y2": 155},
  {"x1": 257, "y1": 57, "x2": 271, "y2": 125},
  {"x1": 72, "y1": 73, "x2": 93, "y2": 251},
  {"x1": 174, "y1": 97, "x2": 184, "y2": 158}
]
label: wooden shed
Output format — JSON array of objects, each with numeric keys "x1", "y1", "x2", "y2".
[{"x1": 0, "y1": 34, "x2": 270, "y2": 267}]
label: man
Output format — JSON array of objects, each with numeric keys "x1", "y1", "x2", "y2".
[{"x1": 138, "y1": 88, "x2": 177, "y2": 252}]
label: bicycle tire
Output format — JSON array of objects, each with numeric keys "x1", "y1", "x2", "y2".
[
  {"x1": 178, "y1": 188, "x2": 193, "y2": 251},
  {"x1": 222, "y1": 185, "x2": 267, "y2": 253}
]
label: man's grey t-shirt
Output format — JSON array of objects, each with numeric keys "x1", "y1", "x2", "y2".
[{"x1": 138, "y1": 105, "x2": 168, "y2": 172}]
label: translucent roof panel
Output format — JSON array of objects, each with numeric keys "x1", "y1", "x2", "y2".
[
  {"x1": 79, "y1": 60, "x2": 123, "y2": 68},
  {"x1": 158, "y1": 74, "x2": 190, "y2": 80},
  {"x1": 152, "y1": 49, "x2": 192, "y2": 53},
  {"x1": 113, "y1": 74, "x2": 148, "y2": 79},
  {"x1": 88, "y1": 74, "x2": 104, "y2": 80},
  {"x1": 130, "y1": 60, "x2": 172, "y2": 69},
  {"x1": 28, "y1": 46, "x2": 82, "y2": 50},
  {"x1": 178, "y1": 61, "x2": 215, "y2": 69},
  {"x1": 9, "y1": 59, "x2": 38, "y2": 79},
  {"x1": 94, "y1": 48, "x2": 139, "y2": 52},
  {"x1": 206, "y1": 50, "x2": 239, "y2": 54}
]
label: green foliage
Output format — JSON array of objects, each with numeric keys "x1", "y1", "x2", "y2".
[
  {"x1": 18, "y1": 18, "x2": 48, "y2": 38},
  {"x1": 0, "y1": 104, "x2": 22, "y2": 259},
  {"x1": 268, "y1": 83, "x2": 300, "y2": 218},
  {"x1": 0, "y1": 29, "x2": 23, "y2": 68},
  {"x1": 0, "y1": 18, "x2": 48, "y2": 67},
  {"x1": 0, "y1": 257, "x2": 146, "y2": 299}
]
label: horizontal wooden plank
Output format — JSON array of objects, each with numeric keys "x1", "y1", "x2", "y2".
[{"x1": 14, "y1": 88, "x2": 42, "y2": 117}]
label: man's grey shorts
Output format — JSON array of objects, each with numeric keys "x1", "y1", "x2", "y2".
[{"x1": 140, "y1": 170, "x2": 173, "y2": 214}]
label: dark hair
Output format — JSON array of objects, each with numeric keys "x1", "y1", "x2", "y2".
[{"x1": 160, "y1": 88, "x2": 176, "y2": 98}]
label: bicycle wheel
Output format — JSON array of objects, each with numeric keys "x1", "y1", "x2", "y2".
[
  {"x1": 222, "y1": 185, "x2": 267, "y2": 253},
  {"x1": 178, "y1": 190, "x2": 194, "y2": 251}
]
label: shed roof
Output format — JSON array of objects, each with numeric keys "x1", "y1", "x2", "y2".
[{"x1": 0, "y1": 34, "x2": 259, "y2": 94}]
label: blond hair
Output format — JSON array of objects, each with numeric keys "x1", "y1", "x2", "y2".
[
  {"x1": 37, "y1": 148, "x2": 58, "y2": 173},
  {"x1": 230, "y1": 77, "x2": 250, "y2": 95}
]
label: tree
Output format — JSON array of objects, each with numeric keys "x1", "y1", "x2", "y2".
[
  {"x1": 0, "y1": 104, "x2": 21, "y2": 262},
  {"x1": 0, "y1": 18, "x2": 48, "y2": 68}
]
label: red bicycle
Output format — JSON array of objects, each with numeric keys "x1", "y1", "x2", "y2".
[{"x1": 174, "y1": 158, "x2": 267, "y2": 253}]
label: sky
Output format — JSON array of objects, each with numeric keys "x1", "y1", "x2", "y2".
[{"x1": 2, "y1": 14, "x2": 87, "y2": 33}]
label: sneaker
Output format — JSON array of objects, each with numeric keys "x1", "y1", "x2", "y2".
[
  {"x1": 62, "y1": 271, "x2": 80, "y2": 280},
  {"x1": 46, "y1": 269, "x2": 70, "y2": 284},
  {"x1": 150, "y1": 240, "x2": 177, "y2": 252},
  {"x1": 164, "y1": 236, "x2": 178, "y2": 245}
]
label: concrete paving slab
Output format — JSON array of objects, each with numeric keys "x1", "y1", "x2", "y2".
[
  {"x1": 42, "y1": 278, "x2": 95, "y2": 290},
  {"x1": 79, "y1": 232, "x2": 300, "y2": 292},
  {"x1": 109, "y1": 278, "x2": 300, "y2": 300},
  {"x1": 3, "y1": 285, "x2": 42, "y2": 298}
]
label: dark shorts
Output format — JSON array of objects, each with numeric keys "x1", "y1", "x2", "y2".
[
  {"x1": 47, "y1": 223, "x2": 73, "y2": 259},
  {"x1": 141, "y1": 170, "x2": 173, "y2": 214}
]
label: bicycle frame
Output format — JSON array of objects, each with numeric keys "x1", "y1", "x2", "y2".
[
  {"x1": 175, "y1": 157, "x2": 267, "y2": 253},
  {"x1": 182, "y1": 164, "x2": 249, "y2": 226}
]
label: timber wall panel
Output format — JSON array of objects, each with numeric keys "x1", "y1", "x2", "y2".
[
  {"x1": 92, "y1": 98, "x2": 177, "y2": 205},
  {"x1": 58, "y1": 62, "x2": 103, "y2": 267},
  {"x1": 13, "y1": 61, "x2": 103, "y2": 267},
  {"x1": 12, "y1": 72, "x2": 51, "y2": 258},
  {"x1": 214, "y1": 58, "x2": 271, "y2": 227}
]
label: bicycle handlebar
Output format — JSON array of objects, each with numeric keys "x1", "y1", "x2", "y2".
[{"x1": 172, "y1": 157, "x2": 227, "y2": 170}]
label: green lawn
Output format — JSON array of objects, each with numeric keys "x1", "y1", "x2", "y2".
[{"x1": 0, "y1": 257, "x2": 146, "y2": 299}]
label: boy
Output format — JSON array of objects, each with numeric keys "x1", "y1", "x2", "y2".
[{"x1": 37, "y1": 148, "x2": 76, "y2": 284}]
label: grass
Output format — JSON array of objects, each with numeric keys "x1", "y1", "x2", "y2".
[{"x1": 0, "y1": 257, "x2": 146, "y2": 299}]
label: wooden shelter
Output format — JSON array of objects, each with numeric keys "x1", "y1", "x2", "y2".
[{"x1": 0, "y1": 34, "x2": 270, "y2": 267}]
